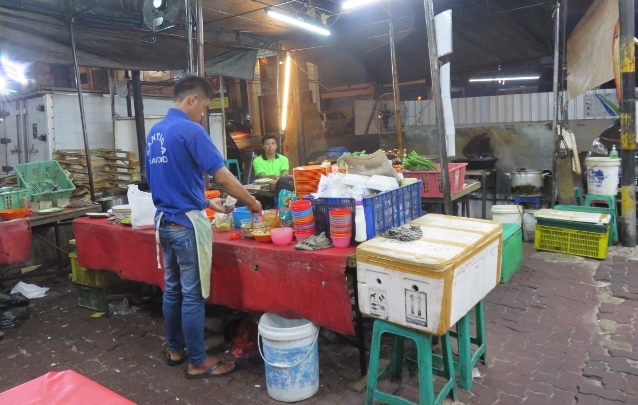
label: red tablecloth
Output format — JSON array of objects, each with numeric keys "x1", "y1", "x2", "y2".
[
  {"x1": 73, "y1": 218, "x2": 356, "y2": 335},
  {"x1": 0, "y1": 219, "x2": 31, "y2": 265},
  {"x1": 0, "y1": 370, "x2": 135, "y2": 405}
]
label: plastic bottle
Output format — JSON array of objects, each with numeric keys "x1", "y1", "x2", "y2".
[
  {"x1": 610, "y1": 145, "x2": 618, "y2": 159},
  {"x1": 354, "y1": 191, "x2": 367, "y2": 243}
]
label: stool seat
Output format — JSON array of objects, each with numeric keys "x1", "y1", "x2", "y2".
[
  {"x1": 225, "y1": 159, "x2": 241, "y2": 182},
  {"x1": 513, "y1": 196, "x2": 542, "y2": 209},
  {"x1": 584, "y1": 195, "x2": 618, "y2": 244},
  {"x1": 365, "y1": 320, "x2": 457, "y2": 405}
]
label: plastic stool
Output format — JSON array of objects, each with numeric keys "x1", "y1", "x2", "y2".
[
  {"x1": 514, "y1": 196, "x2": 542, "y2": 209},
  {"x1": 225, "y1": 159, "x2": 241, "y2": 182},
  {"x1": 585, "y1": 194, "x2": 618, "y2": 244},
  {"x1": 574, "y1": 187, "x2": 583, "y2": 206},
  {"x1": 365, "y1": 319, "x2": 457, "y2": 405},
  {"x1": 408, "y1": 301, "x2": 487, "y2": 391}
]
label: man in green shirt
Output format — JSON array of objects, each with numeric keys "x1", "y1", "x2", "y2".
[{"x1": 253, "y1": 134, "x2": 290, "y2": 180}]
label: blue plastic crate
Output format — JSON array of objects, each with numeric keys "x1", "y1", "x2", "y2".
[
  {"x1": 325, "y1": 147, "x2": 348, "y2": 161},
  {"x1": 306, "y1": 181, "x2": 422, "y2": 240}
]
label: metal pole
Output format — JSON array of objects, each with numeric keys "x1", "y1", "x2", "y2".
[
  {"x1": 276, "y1": 43, "x2": 282, "y2": 153},
  {"x1": 388, "y1": 6, "x2": 403, "y2": 153},
  {"x1": 550, "y1": 1, "x2": 560, "y2": 208},
  {"x1": 220, "y1": 75, "x2": 227, "y2": 158},
  {"x1": 69, "y1": 2, "x2": 95, "y2": 201},
  {"x1": 132, "y1": 71, "x2": 146, "y2": 178},
  {"x1": 109, "y1": 69, "x2": 116, "y2": 144},
  {"x1": 423, "y1": 0, "x2": 452, "y2": 214},
  {"x1": 619, "y1": 0, "x2": 636, "y2": 247},
  {"x1": 195, "y1": 0, "x2": 209, "y2": 133},
  {"x1": 125, "y1": 71, "x2": 132, "y2": 117},
  {"x1": 185, "y1": 0, "x2": 194, "y2": 74}
]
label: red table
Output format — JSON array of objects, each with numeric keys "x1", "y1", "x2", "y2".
[
  {"x1": 73, "y1": 218, "x2": 357, "y2": 335},
  {"x1": 0, "y1": 219, "x2": 31, "y2": 265},
  {"x1": 0, "y1": 370, "x2": 135, "y2": 405}
]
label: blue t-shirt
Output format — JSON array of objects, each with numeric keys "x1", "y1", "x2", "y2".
[{"x1": 145, "y1": 108, "x2": 225, "y2": 228}]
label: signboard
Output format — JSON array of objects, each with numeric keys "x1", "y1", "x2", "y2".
[{"x1": 208, "y1": 97, "x2": 229, "y2": 109}]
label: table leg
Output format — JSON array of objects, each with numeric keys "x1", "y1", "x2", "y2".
[
  {"x1": 349, "y1": 266, "x2": 368, "y2": 376},
  {"x1": 482, "y1": 171, "x2": 487, "y2": 220},
  {"x1": 53, "y1": 224, "x2": 62, "y2": 269}
]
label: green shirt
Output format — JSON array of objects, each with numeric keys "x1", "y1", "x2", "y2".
[{"x1": 253, "y1": 153, "x2": 290, "y2": 177}]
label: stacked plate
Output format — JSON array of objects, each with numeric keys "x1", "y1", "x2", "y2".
[
  {"x1": 111, "y1": 204, "x2": 131, "y2": 217},
  {"x1": 289, "y1": 200, "x2": 316, "y2": 242},
  {"x1": 329, "y1": 209, "x2": 352, "y2": 248}
]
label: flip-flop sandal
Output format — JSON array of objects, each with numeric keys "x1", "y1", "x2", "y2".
[
  {"x1": 184, "y1": 361, "x2": 237, "y2": 379},
  {"x1": 164, "y1": 347, "x2": 186, "y2": 367}
]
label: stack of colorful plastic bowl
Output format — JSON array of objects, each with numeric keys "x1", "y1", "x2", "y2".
[
  {"x1": 329, "y1": 208, "x2": 352, "y2": 248},
  {"x1": 289, "y1": 200, "x2": 316, "y2": 242}
]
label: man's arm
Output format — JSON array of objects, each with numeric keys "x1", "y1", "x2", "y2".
[{"x1": 213, "y1": 167, "x2": 262, "y2": 214}]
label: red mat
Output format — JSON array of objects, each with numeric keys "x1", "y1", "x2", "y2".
[
  {"x1": 0, "y1": 370, "x2": 135, "y2": 405},
  {"x1": 0, "y1": 219, "x2": 31, "y2": 265}
]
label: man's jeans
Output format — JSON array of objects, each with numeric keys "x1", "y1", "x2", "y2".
[{"x1": 159, "y1": 225, "x2": 206, "y2": 366}]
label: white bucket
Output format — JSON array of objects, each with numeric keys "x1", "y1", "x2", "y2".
[
  {"x1": 258, "y1": 313, "x2": 320, "y2": 402},
  {"x1": 585, "y1": 157, "x2": 621, "y2": 196},
  {"x1": 491, "y1": 205, "x2": 523, "y2": 226},
  {"x1": 522, "y1": 209, "x2": 538, "y2": 242}
]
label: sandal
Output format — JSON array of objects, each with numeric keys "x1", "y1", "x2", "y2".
[
  {"x1": 164, "y1": 346, "x2": 186, "y2": 367},
  {"x1": 184, "y1": 361, "x2": 237, "y2": 379}
]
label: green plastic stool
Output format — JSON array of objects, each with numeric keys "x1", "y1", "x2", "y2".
[
  {"x1": 408, "y1": 301, "x2": 487, "y2": 391},
  {"x1": 574, "y1": 187, "x2": 583, "y2": 206},
  {"x1": 365, "y1": 319, "x2": 457, "y2": 405},
  {"x1": 584, "y1": 195, "x2": 618, "y2": 244},
  {"x1": 225, "y1": 159, "x2": 241, "y2": 182}
]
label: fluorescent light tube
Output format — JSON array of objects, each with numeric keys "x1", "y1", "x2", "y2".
[
  {"x1": 267, "y1": 10, "x2": 330, "y2": 36},
  {"x1": 281, "y1": 52, "x2": 292, "y2": 132},
  {"x1": 469, "y1": 76, "x2": 540, "y2": 82}
]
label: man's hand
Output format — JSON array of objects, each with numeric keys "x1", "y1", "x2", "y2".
[
  {"x1": 208, "y1": 198, "x2": 234, "y2": 214},
  {"x1": 247, "y1": 199, "x2": 263, "y2": 215}
]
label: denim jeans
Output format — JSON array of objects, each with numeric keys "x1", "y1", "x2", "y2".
[{"x1": 159, "y1": 225, "x2": 206, "y2": 366}]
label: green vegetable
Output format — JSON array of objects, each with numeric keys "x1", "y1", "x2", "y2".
[{"x1": 403, "y1": 151, "x2": 438, "y2": 171}]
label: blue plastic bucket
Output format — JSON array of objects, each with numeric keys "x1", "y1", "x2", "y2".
[
  {"x1": 258, "y1": 313, "x2": 320, "y2": 402},
  {"x1": 231, "y1": 207, "x2": 258, "y2": 228}
]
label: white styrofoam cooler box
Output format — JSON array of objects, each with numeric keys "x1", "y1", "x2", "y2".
[{"x1": 356, "y1": 214, "x2": 503, "y2": 335}]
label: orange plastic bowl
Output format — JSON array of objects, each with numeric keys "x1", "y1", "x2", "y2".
[
  {"x1": 0, "y1": 208, "x2": 29, "y2": 220},
  {"x1": 253, "y1": 233, "x2": 273, "y2": 243}
]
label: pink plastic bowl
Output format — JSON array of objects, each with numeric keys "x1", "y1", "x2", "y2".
[
  {"x1": 271, "y1": 227, "x2": 294, "y2": 246},
  {"x1": 331, "y1": 236, "x2": 351, "y2": 248}
]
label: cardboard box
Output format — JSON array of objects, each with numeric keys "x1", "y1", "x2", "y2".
[{"x1": 356, "y1": 214, "x2": 503, "y2": 335}]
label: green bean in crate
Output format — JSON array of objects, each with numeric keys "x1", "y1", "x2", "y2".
[{"x1": 14, "y1": 160, "x2": 75, "y2": 203}]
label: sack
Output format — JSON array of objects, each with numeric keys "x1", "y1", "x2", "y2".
[
  {"x1": 0, "y1": 292, "x2": 30, "y2": 330},
  {"x1": 127, "y1": 184, "x2": 156, "y2": 229}
]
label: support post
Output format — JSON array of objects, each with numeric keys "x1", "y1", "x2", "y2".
[
  {"x1": 619, "y1": 0, "x2": 636, "y2": 247},
  {"x1": 388, "y1": 6, "x2": 403, "y2": 152},
  {"x1": 550, "y1": 1, "x2": 560, "y2": 208},
  {"x1": 423, "y1": 0, "x2": 452, "y2": 214},
  {"x1": 276, "y1": 43, "x2": 283, "y2": 153},
  {"x1": 185, "y1": 0, "x2": 194, "y2": 74},
  {"x1": 125, "y1": 71, "x2": 132, "y2": 117},
  {"x1": 131, "y1": 71, "x2": 146, "y2": 178},
  {"x1": 68, "y1": 2, "x2": 95, "y2": 201},
  {"x1": 195, "y1": 0, "x2": 209, "y2": 133}
]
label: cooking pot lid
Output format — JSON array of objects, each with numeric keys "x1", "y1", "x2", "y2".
[{"x1": 516, "y1": 168, "x2": 543, "y2": 173}]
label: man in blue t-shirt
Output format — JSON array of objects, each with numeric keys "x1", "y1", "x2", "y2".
[{"x1": 146, "y1": 76, "x2": 262, "y2": 379}]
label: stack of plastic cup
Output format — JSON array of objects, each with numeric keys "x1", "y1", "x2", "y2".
[
  {"x1": 329, "y1": 208, "x2": 352, "y2": 248},
  {"x1": 289, "y1": 200, "x2": 316, "y2": 242}
]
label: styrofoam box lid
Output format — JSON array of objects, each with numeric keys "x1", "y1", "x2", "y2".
[
  {"x1": 534, "y1": 209, "x2": 611, "y2": 225},
  {"x1": 357, "y1": 214, "x2": 502, "y2": 271}
]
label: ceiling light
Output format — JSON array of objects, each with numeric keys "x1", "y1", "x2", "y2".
[
  {"x1": 266, "y1": 10, "x2": 330, "y2": 36},
  {"x1": 342, "y1": 0, "x2": 384, "y2": 10},
  {"x1": 469, "y1": 76, "x2": 540, "y2": 83}
]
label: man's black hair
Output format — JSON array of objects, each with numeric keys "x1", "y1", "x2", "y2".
[
  {"x1": 262, "y1": 133, "x2": 278, "y2": 145},
  {"x1": 173, "y1": 76, "x2": 215, "y2": 101}
]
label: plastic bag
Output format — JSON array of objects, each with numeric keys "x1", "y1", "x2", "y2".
[
  {"x1": 127, "y1": 184, "x2": 156, "y2": 229},
  {"x1": 278, "y1": 190, "x2": 298, "y2": 227},
  {"x1": 0, "y1": 292, "x2": 30, "y2": 329},
  {"x1": 230, "y1": 317, "x2": 259, "y2": 358},
  {"x1": 10, "y1": 281, "x2": 49, "y2": 299}
]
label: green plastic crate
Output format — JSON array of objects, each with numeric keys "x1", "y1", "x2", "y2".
[
  {"x1": 0, "y1": 187, "x2": 31, "y2": 210},
  {"x1": 500, "y1": 223, "x2": 523, "y2": 283},
  {"x1": 14, "y1": 160, "x2": 75, "y2": 203},
  {"x1": 73, "y1": 283, "x2": 107, "y2": 312},
  {"x1": 554, "y1": 204, "x2": 617, "y2": 245}
]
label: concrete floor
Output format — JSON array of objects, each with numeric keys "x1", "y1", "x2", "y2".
[{"x1": 1, "y1": 243, "x2": 638, "y2": 404}]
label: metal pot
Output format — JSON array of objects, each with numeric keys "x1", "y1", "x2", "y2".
[
  {"x1": 506, "y1": 169, "x2": 550, "y2": 196},
  {"x1": 95, "y1": 195, "x2": 128, "y2": 212}
]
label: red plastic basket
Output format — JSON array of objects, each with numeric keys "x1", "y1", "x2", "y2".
[{"x1": 403, "y1": 163, "x2": 468, "y2": 198}]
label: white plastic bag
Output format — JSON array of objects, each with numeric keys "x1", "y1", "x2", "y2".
[
  {"x1": 127, "y1": 184, "x2": 156, "y2": 229},
  {"x1": 11, "y1": 281, "x2": 49, "y2": 299}
]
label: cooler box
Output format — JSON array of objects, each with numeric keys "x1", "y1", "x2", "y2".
[
  {"x1": 500, "y1": 223, "x2": 523, "y2": 283},
  {"x1": 357, "y1": 214, "x2": 503, "y2": 335}
]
